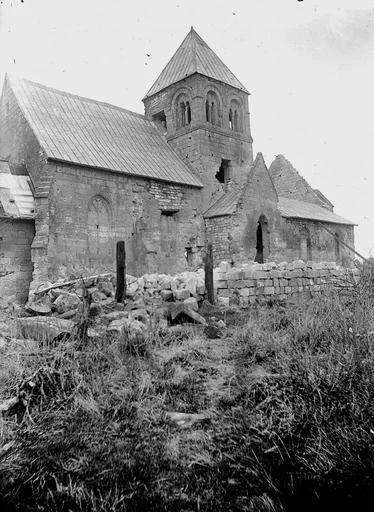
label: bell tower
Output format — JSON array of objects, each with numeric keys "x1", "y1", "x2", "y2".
[{"x1": 143, "y1": 27, "x2": 253, "y2": 206}]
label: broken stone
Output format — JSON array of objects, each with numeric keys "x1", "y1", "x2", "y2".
[
  {"x1": 16, "y1": 316, "x2": 75, "y2": 342},
  {"x1": 107, "y1": 317, "x2": 145, "y2": 339},
  {"x1": 183, "y1": 297, "x2": 198, "y2": 312},
  {"x1": 101, "y1": 310, "x2": 128, "y2": 325},
  {"x1": 159, "y1": 275, "x2": 171, "y2": 290},
  {"x1": 90, "y1": 289, "x2": 108, "y2": 303},
  {"x1": 170, "y1": 303, "x2": 207, "y2": 325},
  {"x1": 25, "y1": 300, "x2": 52, "y2": 316},
  {"x1": 173, "y1": 289, "x2": 190, "y2": 301},
  {"x1": 165, "y1": 411, "x2": 210, "y2": 429},
  {"x1": 185, "y1": 275, "x2": 198, "y2": 295},
  {"x1": 58, "y1": 309, "x2": 78, "y2": 319},
  {"x1": 160, "y1": 289, "x2": 173, "y2": 301},
  {"x1": 129, "y1": 309, "x2": 149, "y2": 324},
  {"x1": 97, "y1": 281, "x2": 114, "y2": 297},
  {"x1": 126, "y1": 282, "x2": 139, "y2": 298},
  {"x1": 54, "y1": 292, "x2": 81, "y2": 314}
]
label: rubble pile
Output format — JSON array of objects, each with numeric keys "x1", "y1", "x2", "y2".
[
  {"x1": 17, "y1": 270, "x2": 213, "y2": 342},
  {"x1": 5, "y1": 260, "x2": 357, "y2": 343}
]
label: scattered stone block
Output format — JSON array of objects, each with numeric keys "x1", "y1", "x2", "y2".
[
  {"x1": 173, "y1": 289, "x2": 190, "y2": 301},
  {"x1": 160, "y1": 289, "x2": 173, "y2": 301},
  {"x1": 183, "y1": 297, "x2": 198, "y2": 312},
  {"x1": 217, "y1": 296, "x2": 230, "y2": 307},
  {"x1": 16, "y1": 316, "x2": 75, "y2": 342}
]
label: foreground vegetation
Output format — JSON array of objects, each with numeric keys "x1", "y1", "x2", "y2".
[{"x1": 1, "y1": 267, "x2": 374, "y2": 511}]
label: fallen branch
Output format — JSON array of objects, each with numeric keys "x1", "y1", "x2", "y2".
[{"x1": 33, "y1": 272, "x2": 114, "y2": 297}]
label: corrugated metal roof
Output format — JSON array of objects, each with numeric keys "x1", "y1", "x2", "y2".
[
  {"x1": 144, "y1": 27, "x2": 248, "y2": 98},
  {"x1": 0, "y1": 173, "x2": 35, "y2": 219},
  {"x1": 8, "y1": 76, "x2": 202, "y2": 188},
  {"x1": 203, "y1": 189, "x2": 240, "y2": 218},
  {"x1": 278, "y1": 197, "x2": 355, "y2": 225}
]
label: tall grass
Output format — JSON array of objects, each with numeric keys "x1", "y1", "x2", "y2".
[{"x1": 1, "y1": 267, "x2": 374, "y2": 511}]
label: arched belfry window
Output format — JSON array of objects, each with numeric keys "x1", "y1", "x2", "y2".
[
  {"x1": 186, "y1": 102, "x2": 191, "y2": 124},
  {"x1": 205, "y1": 91, "x2": 221, "y2": 126},
  {"x1": 175, "y1": 93, "x2": 192, "y2": 129},
  {"x1": 229, "y1": 109, "x2": 233, "y2": 130},
  {"x1": 229, "y1": 99, "x2": 242, "y2": 132}
]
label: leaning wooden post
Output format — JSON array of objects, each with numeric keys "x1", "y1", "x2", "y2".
[
  {"x1": 205, "y1": 242, "x2": 215, "y2": 304},
  {"x1": 115, "y1": 241, "x2": 126, "y2": 303}
]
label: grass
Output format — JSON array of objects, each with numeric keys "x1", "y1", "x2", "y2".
[{"x1": 1, "y1": 265, "x2": 374, "y2": 511}]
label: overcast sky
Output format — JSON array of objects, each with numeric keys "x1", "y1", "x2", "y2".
[{"x1": 0, "y1": 0, "x2": 373, "y2": 257}]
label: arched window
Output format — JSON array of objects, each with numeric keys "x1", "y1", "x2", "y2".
[
  {"x1": 87, "y1": 195, "x2": 113, "y2": 264},
  {"x1": 229, "y1": 109, "x2": 233, "y2": 130},
  {"x1": 186, "y1": 102, "x2": 191, "y2": 124},
  {"x1": 205, "y1": 99, "x2": 210, "y2": 122},
  {"x1": 300, "y1": 226, "x2": 312, "y2": 262},
  {"x1": 175, "y1": 93, "x2": 192, "y2": 129},
  {"x1": 229, "y1": 99, "x2": 242, "y2": 132},
  {"x1": 205, "y1": 91, "x2": 221, "y2": 126},
  {"x1": 180, "y1": 102, "x2": 186, "y2": 127}
]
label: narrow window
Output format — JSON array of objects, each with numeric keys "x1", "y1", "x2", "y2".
[
  {"x1": 205, "y1": 99, "x2": 210, "y2": 122},
  {"x1": 234, "y1": 110, "x2": 238, "y2": 131},
  {"x1": 180, "y1": 102, "x2": 186, "y2": 127},
  {"x1": 186, "y1": 101, "x2": 191, "y2": 124},
  {"x1": 229, "y1": 109, "x2": 233, "y2": 130},
  {"x1": 211, "y1": 102, "x2": 216, "y2": 125}
]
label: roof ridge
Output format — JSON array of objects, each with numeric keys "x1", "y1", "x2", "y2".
[
  {"x1": 143, "y1": 28, "x2": 248, "y2": 99},
  {"x1": 8, "y1": 74, "x2": 146, "y2": 120}
]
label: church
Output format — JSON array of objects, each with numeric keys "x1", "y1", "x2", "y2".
[{"x1": 0, "y1": 28, "x2": 355, "y2": 303}]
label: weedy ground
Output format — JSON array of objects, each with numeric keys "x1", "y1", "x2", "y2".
[{"x1": 1, "y1": 267, "x2": 374, "y2": 511}]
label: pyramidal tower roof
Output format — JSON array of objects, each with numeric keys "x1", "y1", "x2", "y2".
[{"x1": 144, "y1": 27, "x2": 249, "y2": 99}]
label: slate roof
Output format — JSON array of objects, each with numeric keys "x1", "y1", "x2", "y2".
[
  {"x1": 204, "y1": 189, "x2": 354, "y2": 225},
  {"x1": 144, "y1": 27, "x2": 248, "y2": 99},
  {"x1": 8, "y1": 75, "x2": 202, "y2": 188},
  {"x1": 0, "y1": 169, "x2": 35, "y2": 219},
  {"x1": 278, "y1": 197, "x2": 355, "y2": 225}
]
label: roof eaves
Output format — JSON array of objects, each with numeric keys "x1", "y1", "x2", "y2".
[{"x1": 47, "y1": 157, "x2": 203, "y2": 188}]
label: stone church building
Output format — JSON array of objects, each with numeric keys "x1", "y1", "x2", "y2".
[{"x1": 0, "y1": 28, "x2": 355, "y2": 302}]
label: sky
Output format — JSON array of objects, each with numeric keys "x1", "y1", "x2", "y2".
[{"x1": 0, "y1": 0, "x2": 373, "y2": 257}]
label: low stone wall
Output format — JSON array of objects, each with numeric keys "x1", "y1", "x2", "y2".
[{"x1": 215, "y1": 260, "x2": 358, "y2": 307}]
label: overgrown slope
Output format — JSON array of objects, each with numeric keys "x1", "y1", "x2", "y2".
[{"x1": 1, "y1": 269, "x2": 374, "y2": 511}]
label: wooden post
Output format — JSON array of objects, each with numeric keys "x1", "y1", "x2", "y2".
[
  {"x1": 205, "y1": 242, "x2": 215, "y2": 304},
  {"x1": 115, "y1": 241, "x2": 126, "y2": 303}
]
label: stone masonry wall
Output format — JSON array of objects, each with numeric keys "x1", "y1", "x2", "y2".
[
  {"x1": 0, "y1": 218, "x2": 35, "y2": 303},
  {"x1": 215, "y1": 260, "x2": 357, "y2": 307},
  {"x1": 205, "y1": 215, "x2": 232, "y2": 263},
  {"x1": 149, "y1": 181, "x2": 183, "y2": 211},
  {"x1": 143, "y1": 73, "x2": 253, "y2": 208},
  {"x1": 32, "y1": 163, "x2": 204, "y2": 291}
]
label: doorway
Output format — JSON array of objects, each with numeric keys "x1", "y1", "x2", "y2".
[
  {"x1": 255, "y1": 222, "x2": 264, "y2": 263},
  {"x1": 254, "y1": 215, "x2": 268, "y2": 263}
]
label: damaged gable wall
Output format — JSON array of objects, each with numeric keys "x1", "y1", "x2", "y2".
[{"x1": 234, "y1": 153, "x2": 282, "y2": 263}]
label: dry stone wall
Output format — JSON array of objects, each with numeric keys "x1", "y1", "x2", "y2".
[{"x1": 215, "y1": 260, "x2": 358, "y2": 307}]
